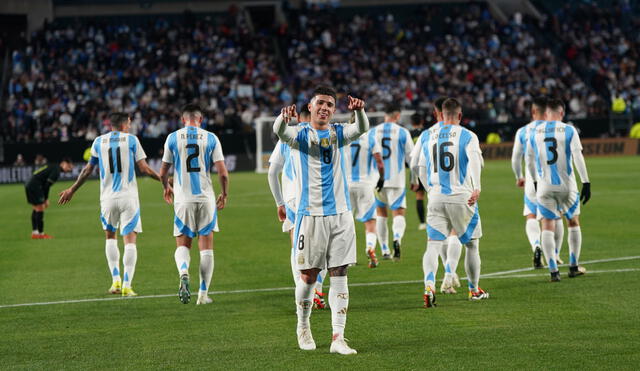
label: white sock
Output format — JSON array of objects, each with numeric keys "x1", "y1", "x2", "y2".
[
  {"x1": 376, "y1": 216, "x2": 389, "y2": 254},
  {"x1": 291, "y1": 247, "x2": 300, "y2": 286},
  {"x1": 439, "y1": 238, "x2": 448, "y2": 269},
  {"x1": 541, "y1": 230, "x2": 558, "y2": 272},
  {"x1": 555, "y1": 219, "x2": 565, "y2": 259},
  {"x1": 122, "y1": 244, "x2": 137, "y2": 289},
  {"x1": 392, "y1": 215, "x2": 406, "y2": 244},
  {"x1": 105, "y1": 239, "x2": 120, "y2": 283},
  {"x1": 296, "y1": 280, "x2": 315, "y2": 329},
  {"x1": 315, "y1": 268, "x2": 327, "y2": 293},
  {"x1": 199, "y1": 249, "x2": 214, "y2": 296},
  {"x1": 365, "y1": 232, "x2": 377, "y2": 254},
  {"x1": 422, "y1": 240, "x2": 441, "y2": 291},
  {"x1": 329, "y1": 276, "x2": 349, "y2": 339},
  {"x1": 464, "y1": 239, "x2": 481, "y2": 292},
  {"x1": 174, "y1": 245, "x2": 190, "y2": 276},
  {"x1": 445, "y1": 236, "x2": 462, "y2": 278},
  {"x1": 525, "y1": 218, "x2": 541, "y2": 252},
  {"x1": 568, "y1": 226, "x2": 582, "y2": 267}
]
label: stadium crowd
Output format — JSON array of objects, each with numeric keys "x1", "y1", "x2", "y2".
[{"x1": 0, "y1": 2, "x2": 630, "y2": 144}]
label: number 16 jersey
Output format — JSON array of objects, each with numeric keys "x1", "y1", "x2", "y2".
[{"x1": 162, "y1": 126, "x2": 224, "y2": 203}]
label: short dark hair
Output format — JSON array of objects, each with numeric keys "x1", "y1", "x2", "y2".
[
  {"x1": 546, "y1": 98, "x2": 565, "y2": 112},
  {"x1": 385, "y1": 102, "x2": 402, "y2": 115},
  {"x1": 181, "y1": 103, "x2": 203, "y2": 116},
  {"x1": 442, "y1": 98, "x2": 462, "y2": 115},
  {"x1": 300, "y1": 104, "x2": 311, "y2": 117},
  {"x1": 434, "y1": 97, "x2": 448, "y2": 112},
  {"x1": 61, "y1": 156, "x2": 72, "y2": 164},
  {"x1": 531, "y1": 96, "x2": 548, "y2": 111},
  {"x1": 108, "y1": 112, "x2": 129, "y2": 129},
  {"x1": 311, "y1": 85, "x2": 337, "y2": 102},
  {"x1": 410, "y1": 112, "x2": 423, "y2": 126}
]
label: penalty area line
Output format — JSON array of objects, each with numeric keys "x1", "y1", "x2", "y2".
[{"x1": 1, "y1": 256, "x2": 639, "y2": 309}]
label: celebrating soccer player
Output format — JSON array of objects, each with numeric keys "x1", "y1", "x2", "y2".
[
  {"x1": 412, "y1": 98, "x2": 488, "y2": 307},
  {"x1": 273, "y1": 85, "x2": 368, "y2": 355},
  {"x1": 58, "y1": 113, "x2": 164, "y2": 296},
  {"x1": 160, "y1": 104, "x2": 229, "y2": 304},
  {"x1": 525, "y1": 98, "x2": 590, "y2": 281}
]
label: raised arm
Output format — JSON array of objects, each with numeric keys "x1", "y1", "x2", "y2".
[
  {"x1": 274, "y1": 105, "x2": 300, "y2": 144},
  {"x1": 214, "y1": 160, "x2": 229, "y2": 210},
  {"x1": 342, "y1": 96, "x2": 369, "y2": 142},
  {"x1": 58, "y1": 162, "x2": 96, "y2": 205}
]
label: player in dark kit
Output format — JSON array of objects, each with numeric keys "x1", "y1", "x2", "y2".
[{"x1": 25, "y1": 158, "x2": 73, "y2": 239}]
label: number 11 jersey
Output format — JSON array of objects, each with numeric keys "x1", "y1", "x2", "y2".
[{"x1": 162, "y1": 126, "x2": 224, "y2": 203}]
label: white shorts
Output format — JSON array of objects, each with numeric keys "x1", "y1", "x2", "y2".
[
  {"x1": 282, "y1": 201, "x2": 296, "y2": 233},
  {"x1": 427, "y1": 202, "x2": 482, "y2": 244},
  {"x1": 349, "y1": 184, "x2": 377, "y2": 222},
  {"x1": 536, "y1": 189, "x2": 581, "y2": 220},
  {"x1": 523, "y1": 179, "x2": 538, "y2": 216},
  {"x1": 293, "y1": 211, "x2": 356, "y2": 270},
  {"x1": 173, "y1": 201, "x2": 219, "y2": 237},
  {"x1": 100, "y1": 198, "x2": 142, "y2": 235},
  {"x1": 376, "y1": 187, "x2": 407, "y2": 210}
]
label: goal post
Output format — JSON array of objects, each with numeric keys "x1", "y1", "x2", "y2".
[{"x1": 254, "y1": 110, "x2": 415, "y2": 173}]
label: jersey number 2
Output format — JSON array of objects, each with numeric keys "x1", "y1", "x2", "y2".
[
  {"x1": 186, "y1": 143, "x2": 201, "y2": 172},
  {"x1": 432, "y1": 142, "x2": 454, "y2": 172}
]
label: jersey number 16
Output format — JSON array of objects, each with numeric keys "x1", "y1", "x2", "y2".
[{"x1": 432, "y1": 142, "x2": 454, "y2": 172}]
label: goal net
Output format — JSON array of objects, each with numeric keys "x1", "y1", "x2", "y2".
[{"x1": 254, "y1": 110, "x2": 416, "y2": 173}]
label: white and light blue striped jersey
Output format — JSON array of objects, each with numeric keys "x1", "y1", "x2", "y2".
[
  {"x1": 416, "y1": 123, "x2": 483, "y2": 203},
  {"x1": 269, "y1": 140, "x2": 297, "y2": 206},
  {"x1": 410, "y1": 121, "x2": 442, "y2": 164},
  {"x1": 374, "y1": 122, "x2": 414, "y2": 188},
  {"x1": 287, "y1": 123, "x2": 354, "y2": 216},
  {"x1": 162, "y1": 126, "x2": 224, "y2": 203},
  {"x1": 90, "y1": 131, "x2": 146, "y2": 202},
  {"x1": 512, "y1": 120, "x2": 545, "y2": 180},
  {"x1": 347, "y1": 128, "x2": 381, "y2": 185},
  {"x1": 526, "y1": 121, "x2": 584, "y2": 191}
]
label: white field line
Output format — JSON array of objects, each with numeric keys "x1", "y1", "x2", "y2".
[{"x1": 1, "y1": 256, "x2": 638, "y2": 309}]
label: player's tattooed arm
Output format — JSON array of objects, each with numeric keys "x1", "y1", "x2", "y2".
[
  {"x1": 58, "y1": 163, "x2": 95, "y2": 205},
  {"x1": 214, "y1": 160, "x2": 229, "y2": 210},
  {"x1": 159, "y1": 161, "x2": 173, "y2": 204}
]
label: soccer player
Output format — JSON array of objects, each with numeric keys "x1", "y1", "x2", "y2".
[
  {"x1": 58, "y1": 113, "x2": 163, "y2": 296},
  {"x1": 160, "y1": 104, "x2": 229, "y2": 304},
  {"x1": 525, "y1": 98, "x2": 590, "y2": 282},
  {"x1": 374, "y1": 103, "x2": 414, "y2": 260},
  {"x1": 268, "y1": 107, "x2": 328, "y2": 309},
  {"x1": 347, "y1": 124, "x2": 384, "y2": 268},
  {"x1": 413, "y1": 98, "x2": 488, "y2": 307},
  {"x1": 274, "y1": 85, "x2": 368, "y2": 355},
  {"x1": 512, "y1": 96, "x2": 566, "y2": 268},
  {"x1": 26, "y1": 158, "x2": 73, "y2": 239},
  {"x1": 409, "y1": 112, "x2": 427, "y2": 231}
]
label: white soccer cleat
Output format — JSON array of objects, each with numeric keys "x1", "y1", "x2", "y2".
[
  {"x1": 196, "y1": 295, "x2": 213, "y2": 305},
  {"x1": 330, "y1": 336, "x2": 357, "y2": 355},
  {"x1": 452, "y1": 273, "x2": 461, "y2": 288},
  {"x1": 418, "y1": 223, "x2": 426, "y2": 231},
  {"x1": 440, "y1": 276, "x2": 457, "y2": 294},
  {"x1": 297, "y1": 328, "x2": 316, "y2": 350}
]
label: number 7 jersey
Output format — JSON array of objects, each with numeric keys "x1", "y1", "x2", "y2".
[
  {"x1": 162, "y1": 126, "x2": 224, "y2": 203},
  {"x1": 90, "y1": 131, "x2": 147, "y2": 202}
]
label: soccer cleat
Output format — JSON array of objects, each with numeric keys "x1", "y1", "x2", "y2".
[
  {"x1": 178, "y1": 274, "x2": 191, "y2": 304},
  {"x1": 418, "y1": 223, "x2": 426, "y2": 231},
  {"x1": 330, "y1": 336, "x2": 357, "y2": 355},
  {"x1": 568, "y1": 265, "x2": 586, "y2": 278},
  {"x1": 556, "y1": 258, "x2": 565, "y2": 265},
  {"x1": 423, "y1": 286, "x2": 436, "y2": 308},
  {"x1": 297, "y1": 327, "x2": 316, "y2": 350},
  {"x1": 196, "y1": 295, "x2": 213, "y2": 305},
  {"x1": 31, "y1": 233, "x2": 41, "y2": 239},
  {"x1": 550, "y1": 271, "x2": 561, "y2": 282},
  {"x1": 393, "y1": 240, "x2": 401, "y2": 261},
  {"x1": 382, "y1": 253, "x2": 392, "y2": 260},
  {"x1": 39, "y1": 234, "x2": 53, "y2": 239},
  {"x1": 533, "y1": 247, "x2": 543, "y2": 269},
  {"x1": 440, "y1": 276, "x2": 457, "y2": 294},
  {"x1": 367, "y1": 249, "x2": 379, "y2": 268},
  {"x1": 313, "y1": 290, "x2": 325, "y2": 309},
  {"x1": 469, "y1": 288, "x2": 489, "y2": 301},
  {"x1": 452, "y1": 273, "x2": 461, "y2": 288},
  {"x1": 108, "y1": 281, "x2": 122, "y2": 294},
  {"x1": 122, "y1": 287, "x2": 138, "y2": 297}
]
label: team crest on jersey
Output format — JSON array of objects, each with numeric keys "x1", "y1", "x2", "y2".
[
  {"x1": 297, "y1": 254, "x2": 305, "y2": 265},
  {"x1": 320, "y1": 138, "x2": 330, "y2": 147}
]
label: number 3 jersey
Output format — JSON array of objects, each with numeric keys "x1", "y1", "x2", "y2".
[
  {"x1": 162, "y1": 126, "x2": 224, "y2": 203},
  {"x1": 414, "y1": 123, "x2": 483, "y2": 204},
  {"x1": 90, "y1": 131, "x2": 147, "y2": 202}
]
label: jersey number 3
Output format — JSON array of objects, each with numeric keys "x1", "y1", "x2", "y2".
[
  {"x1": 186, "y1": 143, "x2": 201, "y2": 172},
  {"x1": 544, "y1": 138, "x2": 558, "y2": 165}
]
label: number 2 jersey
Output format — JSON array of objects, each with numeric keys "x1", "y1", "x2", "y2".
[
  {"x1": 413, "y1": 123, "x2": 483, "y2": 204},
  {"x1": 374, "y1": 122, "x2": 414, "y2": 188},
  {"x1": 162, "y1": 126, "x2": 224, "y2": 203},
  {"x1": 90, "y1": 131, "x2": 146, "y2": 202}
]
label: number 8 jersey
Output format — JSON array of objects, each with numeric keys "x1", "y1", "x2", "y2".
[
  {"x1": 90, "y1": 131, "x2": 147, "y2": 201},
  {"x1": 162, "y1": 126, "x2": 224, "y2": 203},
  {"x1": 415, "y1": 123, "x2": 483, "y2": 203}
]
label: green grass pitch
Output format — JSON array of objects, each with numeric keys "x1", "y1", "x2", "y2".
[{"x1": 0, "y1": 156, "x2": 639, "y2": 369}]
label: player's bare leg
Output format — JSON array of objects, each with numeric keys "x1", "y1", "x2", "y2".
[
  {"x1": 566, "y1": 216, "x2": 586, "y2": 278},
  {"x1": 175, "y1": 235, "x2": 193, "y2": 303},
  {"x1": 364, "y1": 219, "x2": 378, "y2": 268},
  {"x1": 297, "y1": 268, "x2": 320, "y2": 350},
  {"x1": 375, "y1": 207, "x2": 391, "y2": 258},
  {"x1": 196, "y1": 233, "x2": 214, "y2": 304},
  {"x1": 105, "y1": 230, "x2": 122, "y2": 294},
  {"x1": 540, "y1": 219, "x2": 560, "y2": 282},
  {"x1": 121, "y1": 232, "x2": 138, "y2": 297},
  {"x1": 525, "y1": 214, "x2": 544, "y2": 269},
  {"x1": 328, "y1": 265, "x2": 356, "y2": 355}
]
